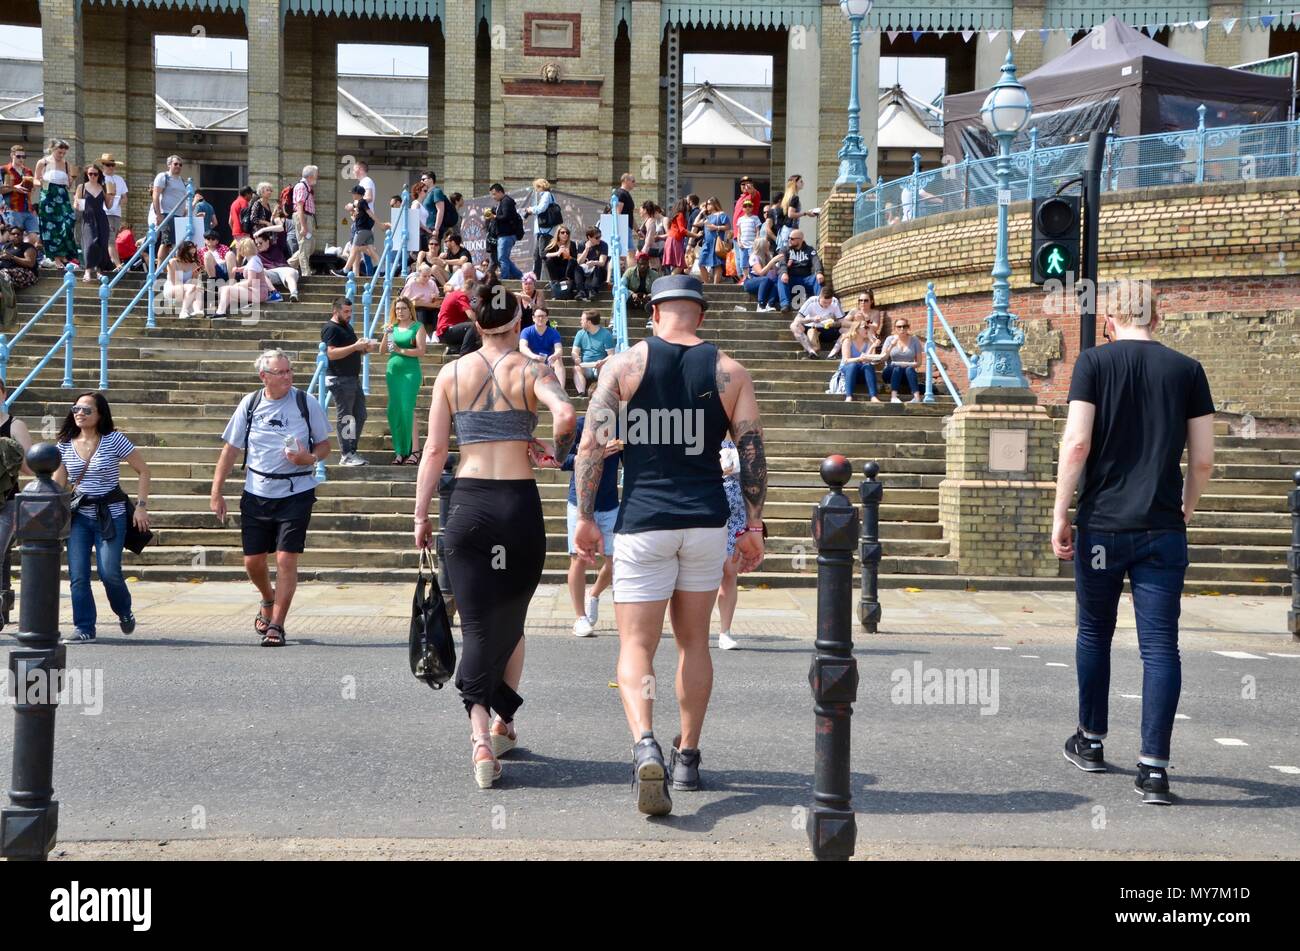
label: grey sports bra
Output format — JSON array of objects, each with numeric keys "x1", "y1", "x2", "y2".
[{"x1": 452, "y1": 350, "x2": 539, "y2": 445}]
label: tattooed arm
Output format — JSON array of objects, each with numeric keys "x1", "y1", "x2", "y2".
[
  {"x1": 528, "y1": 357, "x2": 576, "y2": 461},
  {"x1": 718, "y1": 351, "x2": 767, "y2": 573},
  {"x1": 576, "y1": 342, "x2": 645, "y2": 518}
]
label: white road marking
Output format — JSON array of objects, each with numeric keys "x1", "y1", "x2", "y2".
[
  {"x1": 1212, "y1": 651, "x2": 1266, "y2": 660},
  {"x1": 1174, "y1": 713, "x2": 1190, "y2": 720},
  {"x1": 1120, "y1": 694, "x2": 1142, "y2": 699},
  {"x1": 1266, "y1": 653, "x2": 1300, "y2": 658},
  {"x1": 992, "y1": 646, "x2": 1012, "y2": 651},
  {"x1": 1214, "y1": 738, "x2": 1249, "y2": 747},
  {"x1": 1045, "y1": 662, "x2": 1068, "y2": 667},
  {"x1": 1270, "y1": 765, "x2": 1300, "y2": 775},
  {"x1": 1019, "y1": 655, "x2": 1040, "y2": 659}
]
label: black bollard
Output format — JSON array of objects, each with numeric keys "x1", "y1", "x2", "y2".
[
  {"x1": 808, "y1": 454, "x2": 861, "y2": 861},
  {"x1": 1289, "y1": 471, "x2": 1300, "y2": 641},
  {"x1": 858, "y1": 461, "x2": 883, "y2": 634},
  {"x1": 436, "y1": 452, "x2": 458, "y2": 623},
  {"x1": 1, "y1": 444, "x2": 72, "y2": 861}
]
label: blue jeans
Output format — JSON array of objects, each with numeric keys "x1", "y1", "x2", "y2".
[
  {"x1": 842, "y1": 362, "x2": 877, "y2": 397},
  {"x1": 68, "y1": 512, "x2": 132, "y2": 636},
  {"x1": 743, "y1": 275, "x2": 778, "y2": 308},
  {"x1": 886, "y1": 363, "x2": 919, "y2": 396},
  {"x1": 497, "y1": 234, "x2": 523, "y2": 280},
  {"x1": 1074, "y1": 528, "x2": 1188, "y2": 765},
  {"x1": 735, "y1": 245, "x2": 750, "y2": 276},
  {"x1": 777, "y1": 274, "x2": 819, "y2": 310}
]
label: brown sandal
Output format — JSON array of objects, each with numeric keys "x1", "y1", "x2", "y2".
[{"x1": 261, "y1": 623, "x2": 285, "y2": 647}]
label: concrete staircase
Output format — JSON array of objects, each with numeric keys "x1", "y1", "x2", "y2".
[{"x1": 4, "y1": 273, "x2": 1295, "y2": 595}]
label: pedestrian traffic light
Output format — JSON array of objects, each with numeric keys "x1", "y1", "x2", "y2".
[{"x1": 1031, "y1": 195, "x2": 1080, "y2": 286}]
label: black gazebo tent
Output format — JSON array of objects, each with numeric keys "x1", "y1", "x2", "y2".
[{"x1": 943, "y1": 17, "x2": 1292, "y2": 160}]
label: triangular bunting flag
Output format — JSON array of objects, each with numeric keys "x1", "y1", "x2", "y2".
[
  {"x1": 1194, "y1": 20, "x2": 1209, "y2": 31},
  {"x1": 1223, "y1": 17, "x2": 1237, "y2": 33},
  {"x1": 936, "y1": 30, "x2": 947, "y2": 39},
  {"x1": 886, "y1": 30, "x2": 901, "y2": 43},
  {"x1": 912, "y1": 30, "x2": 923, "y2": 43},
  {"x1": 1013, "y1": 29, "x2": 1026, "y2": 43},
  {"x1": 961, "y1": 29, "x2": 975, "y2": 43},
  {"x1": 1039, "y1": 28, "x2": 1050, "y2": 42},
  {"x1": 987, "y1": 30, "x2": 1001, "y2": 42},
  {"x1": 1143, "y1": 24, "x2": 1156, "y2": 35},
  {"x1": 1260, "y1": 15, "x2": 1277, "y2": 27}
]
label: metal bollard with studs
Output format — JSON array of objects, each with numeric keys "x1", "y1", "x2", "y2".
[
  {"x1": 1, "y1": 445, "x2": 73, "y2": 861},
  {"x1": 808, "y1": 454, "x2": 861, "y2": 861},
  {"x1": 1288, "y1": 471, "x2": 1299, "y2": 641},
  {"x1": 858, "y1": 461, "x2": 883, "y2": 634}
]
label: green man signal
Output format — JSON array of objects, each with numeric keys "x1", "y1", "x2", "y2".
[{"x1": 1031, "y1": 195, "x2": 1081, "y2": 285}]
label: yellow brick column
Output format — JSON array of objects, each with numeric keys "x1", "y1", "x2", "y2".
[
  {"x1": 1011, "y1": 0, "x2": 1046, "y2": 76},
  {"x1": 1205, "y1": 3, "x2": 1247, "y2": 66},
  {"x1": 628, "y1": 0, "x2": 662, "y2": 202},
  {"x1": 443, "y1": 0, "x2": 478, "y2": 191},
  {"x1": 39, "y1": 0, "x2": 86, "y2": 163},
  {"x1": 817, "y1": 6, "x2": 849, "y2": 212},
  {"x1": 83, "y1": 6, "x2": 126, "y2": 170},
  {"x1": 938, "y1": 389, "x2": 1060, "y2": 579},
  {"x1": 245, "y1": 0, "x2": 284, "y2": 192}
]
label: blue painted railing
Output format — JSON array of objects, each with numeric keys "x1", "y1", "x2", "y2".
[
  {"x1": 0, "y1": 264, "x2": 77, "y2": 412},
  {"x1": 99, "y1": 179, "x2": 196, "y2": 388},
  {"x1": 854, "y1": 110, "x2": 1300, "y2": 235},
  {"x1": 608, "y1": 189, "x2": 629, "y2": 352},
  {"x1": 922, "y1": 281, "x2": 973, "y2": 408}
]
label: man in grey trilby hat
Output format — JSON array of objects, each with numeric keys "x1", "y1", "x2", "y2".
[{"x1": 573, "y1": 274, "x2": 768, "y2": 816}]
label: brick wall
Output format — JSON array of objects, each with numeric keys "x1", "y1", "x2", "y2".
[
  {"x1": 833, "y1": 178, "x2": 1300, "y2": 414},
  {"x1": 1205, "y1": 2, "x2": 1246, "y2": 66}
]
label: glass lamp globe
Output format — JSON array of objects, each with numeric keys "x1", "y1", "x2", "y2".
[
  {"x1": 840, "y1": 0, "x2": 873, "y2": 17},
  {"x1": 981, "y1": 83, "x2": 1032, "y2": 136}
]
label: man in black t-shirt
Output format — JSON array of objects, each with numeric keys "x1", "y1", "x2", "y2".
[
  {"x1": 1052, "y1": 281, "x2": 1216, "y2": 805},
  {"x1": 320, "y1": 297, "x2": 379, "y2": 467}
]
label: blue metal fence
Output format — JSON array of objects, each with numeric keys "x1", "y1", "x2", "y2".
[{"x1": 854, "y1": 110, "x2": 1300, "y2": 235}]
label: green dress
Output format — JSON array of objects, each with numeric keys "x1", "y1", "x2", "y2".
[{"x1": 385, "y1": 323, "x2": 423, "y2": 458}]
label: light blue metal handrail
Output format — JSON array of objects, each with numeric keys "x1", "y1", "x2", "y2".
[
  {"x1": 361, "y1": 191, "x2": 409, "y2": 395},
  {"x1": 854, "y1": 112, "x2": 1300, "y2": 236},
  {"x1": 306, "y1": 340, "x2": 331, "y2": 482},
  {"x1": 0, "y1": 263, "x2": 77, "y2": 412},
  {"x1": 608, "y1": 189, "x2": 629, "y2": 351},
  {"x1": 922, "y1": 281, "x2": 972, "y2": 408},
  {"x1": 98, "y1": 178, "x2": 195, "y2": 387}
]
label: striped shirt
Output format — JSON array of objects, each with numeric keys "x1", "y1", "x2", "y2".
[
  {"x1": 737, "y1": 214, "x2": 760, "y2": 250},
  {"x1": 60, "y1": 430, "x2": 135, "y2": 519}
]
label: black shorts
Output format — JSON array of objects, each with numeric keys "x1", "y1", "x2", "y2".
[{"x1": 240, "y1": 488, "x2": 316, "y2": 556}]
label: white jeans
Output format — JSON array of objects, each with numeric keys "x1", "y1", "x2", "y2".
[{"x1": 612, "y1": 527, "x2": 727, "y2": 603}]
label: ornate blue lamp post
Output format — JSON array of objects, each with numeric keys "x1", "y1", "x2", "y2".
[
  {"x1": 835, "y1": 0, "x2": 874, "y2": 187},
  {"x1": 970, "y1": 51, "x2": 1033, "y2": 390}
]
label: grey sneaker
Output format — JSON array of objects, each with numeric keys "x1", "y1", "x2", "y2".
[
  {"x1": 669, "y1": 736, "x2": 701, "y2": 791},
  {"x1": 632, "y1": 731, "x2": 672, "y2": 816}
]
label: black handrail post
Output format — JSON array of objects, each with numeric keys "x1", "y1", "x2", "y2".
[
  {"x1": 808, "y1": 455, "x2": 861, "y2": 861},
  {"x1": 858, "y1": 461, "x2": 882, "y2": 634},
  {"x1": 1, "y1": 444, "x2": 73, "y2": 861}
]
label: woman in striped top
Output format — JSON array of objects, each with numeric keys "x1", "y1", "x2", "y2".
[{"x1": 53, "y1": 392, "x2": 152, "y2": 643}]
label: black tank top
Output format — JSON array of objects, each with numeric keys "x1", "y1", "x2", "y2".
[
  {"x1": 0, "y1": 416, "x2": 14, "y2": 501},
  {"x1": 614, "y1": 337, "x2": 731, "y2": 534}
]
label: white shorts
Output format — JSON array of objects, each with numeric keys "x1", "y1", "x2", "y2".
[{"x1": 613, "y1": 527, "x2": 728, "y2": 603}]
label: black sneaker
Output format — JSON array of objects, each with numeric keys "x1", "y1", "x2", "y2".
[
  {"x1": 1135, "y1": 763, "x2": 1173, "y2": 805},
  {"x1": 1063, "y1": 730, "x2": 1106, "y2": 772},
  {"x1": 631, "y1": 731, "x2": 672, "y2": 816},
  {"x1": 669, "y1": 737, "x2": 701, "y2": 791},
  {"x1": 119, "y1": 614, "x2": 136, "y2": 635}
]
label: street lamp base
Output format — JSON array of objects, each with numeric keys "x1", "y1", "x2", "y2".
[{"x1": 1, "y1": 801, "x2": 59, "y2": 861}]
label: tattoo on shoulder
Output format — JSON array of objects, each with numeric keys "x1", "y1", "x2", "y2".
[{"x1": 715, "y1": 360, "x2": 732, "y2": 396}]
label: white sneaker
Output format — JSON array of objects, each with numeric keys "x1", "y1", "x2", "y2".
[
  {"x1": 718, "y1": 631, "x2": 739, "y2": 651},
  {"x1": 341, "y1": 453, "x2": 368, "y2": 467},
  {"x1": 585, "y1": 595, "x2": 600, "y2": 625},
  {"x1": 573, "y1": 616, "x2": 596, "y2": 638},
  {"x1": 891, "y1": 394, "x2": 902, "y2": 403}
]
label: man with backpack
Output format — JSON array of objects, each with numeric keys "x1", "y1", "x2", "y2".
[
  {"x1": 210, "y1": 348, "x2": 331, "y2": 647},
  {"x1": 287, "y1": 165, "x2": 318, "y2": 278}
]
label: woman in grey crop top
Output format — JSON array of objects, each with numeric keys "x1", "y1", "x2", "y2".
[{"x1": 413, "y1": 284, "x2": 576, "y2": 790}]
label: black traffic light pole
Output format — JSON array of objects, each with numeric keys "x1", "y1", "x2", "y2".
[{"x1": 1079, "y1": 130, "x2": 1107, "y2": 352}]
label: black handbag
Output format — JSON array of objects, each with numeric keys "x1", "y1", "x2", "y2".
[
  {"x1": 409, "y1": 548, "x2": 456, "y2": 689},
  {"x1": 122, "y1": 498, "x2": 154, "y2": 555}
]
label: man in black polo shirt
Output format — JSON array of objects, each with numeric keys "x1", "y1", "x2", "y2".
[
  {"x1": 1052, "y1": 281, "x2": 1216, "y2": 805},
  {"x1": 320, "y1": 297, "x2": 379, "y2": 467},
  {"x1": 573, "y1": 275, "x2": 768, "y2": 816}
]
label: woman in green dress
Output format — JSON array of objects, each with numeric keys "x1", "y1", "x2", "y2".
[{"x1": 384, "y1": 297, "x2": 428, "y2": 464}]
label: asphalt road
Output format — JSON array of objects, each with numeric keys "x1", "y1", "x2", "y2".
[{"x1": 3, "y1": 617, "x2": 1297, "y2": 859}]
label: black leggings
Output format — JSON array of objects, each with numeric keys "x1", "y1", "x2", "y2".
[{"x1": 443, "y1": 478, "x2": 546, "y2": 721}]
